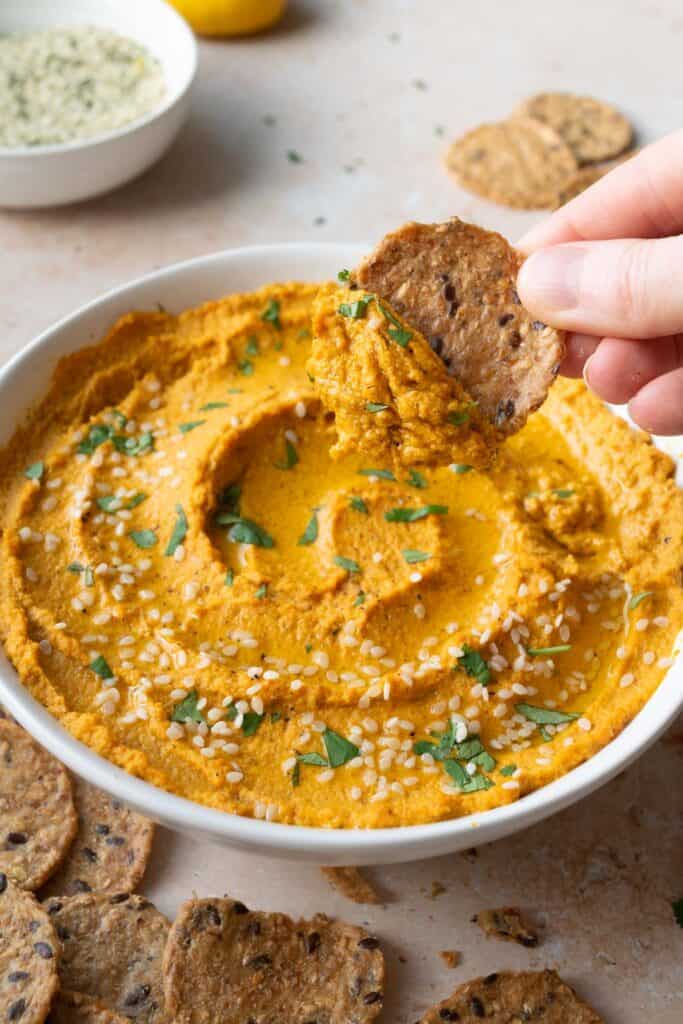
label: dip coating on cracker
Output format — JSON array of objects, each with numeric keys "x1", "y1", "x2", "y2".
[
  {"x1": 355, "y1": 218, "x2": 565, "y2": 435},
  {"x1": 0, "y1": 873, "x2": 60, "y2": 1024},
  {"x1": 0, "y1": 720, "x2": 78, "y2": 891},
  {"x1": 516, "y1": 91, "x2": 632, "y2": 165},
  {"x1": 163, "y1": 897, "x2": 385, "y2": 1024}
]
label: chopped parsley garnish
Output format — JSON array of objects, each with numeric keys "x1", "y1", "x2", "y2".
[
  {"x1": 111, "y1": 410, "x2": 127, "y2": 430},
  {"x1": 178, "y1": 421, "x2": 206, "y2": 434},
  {"x1": 349, "y1": 496, "x2": 369, "y2": 514},
  {"x1": 337, "y1": 269, "x2": 351, "y2": 283},
  {"x1": 171, "y1": 689, "x2": 205, "y2": 725},
  {"x1": 297, "y1": 328, "x2": 311, "y2": 340},
  {"x1": 402, "y1": 549, "x2": 430, "y2": 564},
  {"x1": 242, "y1": 712, "x2": 264, "y2": 736},
  {"x1": 672, "y1": 899, "x2": 683, "y2": 928},
  {"x1": 111, "y1": 431, "x2": 153, "y2": 457},
  {"x1": 286, "y1": 149, "x2": 303, "y2": 164},
  {"x1": 447, "y1": 409, "x2": 470, "y2": 427},
  {"x1": 629, "y1": 591, "x2": 653, "y2": 610},
  {"x1": 358, "y1": 467, "x2": 395, "y2": 481},
  {"x1": 456, "y1": 645, "x2": 491, "y2": 685},
  {"x1": 238, "y1": 359, "x2": 254, "y2": 376},
  {"x1": 225, "y1": 569, "x2": 234, "y2": 587},
  {"x1": 366, "y1": 402, "x2": 389, "y2": 413},
  {"x1": 261, "y1": 298, "x2": 282, "y2": 329},
  {"x1": 291, "y1": 762, "x2": 301, "y2": 786},
  {"x1": 77, "y1": 423, "x2": 112, "y2": 455},
  {"x1": 377, "y1": 301, "x2": 413, "y2": 347},
  {"x1": 385, "y1": 504, "x2": 447, "y2": 523},
  {"x1": 526, "y1": 645, "x2": 572, "y2": 657},
  {"x1": 354, "y1": 591, "x2": 366, "y2": 606},
  {"x1": 323, "y1": 728, "x2": 360, "y2": 767},
  {"x1": 334, "y1": 555, "x2": 361, "y2": 574},
  {"x1": 406, "y1": 469, "x2": 428, "y2": 489},
  {"x1": 245, "y1": 335, "x2": 259, "y2": 356},
  {"x1": 128, "y1": 529, "x2": 158, "y2": 549},
  {"x1": 90, "y1": 655, "x2": 114, "y2": 680},
  {"x1": 515, "y1": 703, "x2": 581, "y2": 725},
  {"x1": 451, "y1": 463, "x2": 473, "y2": 474},
  {"x1": 500, "y1": 764, "x2": 517, "y2": 777},
  {"x1": 165, "y1": 505, "x2": 188, "y2": 556},
  {"x1": 68, "y1": 563, "x2": 94, "y2": 586},
  {"x1": 297, "y1": 751, "x2": 328, "y2": 767},
  {"x1": 275, "y1": 439, "x2": 299, "y2": 470},
  {"x1": 200, "y1": 402, "x2": 229, "y2": 411},
  {"x1": 539, "y1": 726, "x2": 553, "y2": 742},
  {"x1": 24, "y1": 461, "x2": 44, "y2": 481},
  {"x1": 552, "y1": 488, "x2": 574, "y2": 499},
  {"x1": 97, "y1": 493, "x2": 147, "y2": 512},
  {"x1": 338, "y1": 296, "x2": 372, "y2": 319},
  {"x1": 225, "y1": 517, "x2": 275, "y2": 548},
  {"x1": 298, "y1": 510, "x2": 319, "y2": 546},
  {"x1": 255, "y1": 583, "x2": 268, "y2": 599},
  {"x1": 217, "y1": 483, "x2": 241, "y2": 515}
]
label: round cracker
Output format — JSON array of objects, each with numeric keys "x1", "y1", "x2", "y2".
[
  {"x1": 0, "y1": 720, "x2": 78, "y2": 891},
  {"x1": 44, "y1": 893, "x2": 168, "y2": 1024},
  {"x1": 355, "y1": 218, "x2": 565, "y2": 435},
  {"x1": 419, "y1": 969, "x2": 603, "y2": 1023},
  {"x1": 516, "y1": 91, "x2": 633, "y2": 164},
  {"x1": 163, "y1": 897, "x2": 385, "y2": 1024},
  {"x1": 549, "y1": 164, "x2": 607, "y2": 208},
  {"x1": 47, "y1": 990, "x2": 128, "y2": 1024},
  {"x1": 445, "y1": 118, "x2": 577, "y2": 209},
  {"x1": 0, "y1": 873, "x2": 60, "y2": 1024},
  {"x1": 41, "y1": 778, "x2": 154, "y2": 899}
]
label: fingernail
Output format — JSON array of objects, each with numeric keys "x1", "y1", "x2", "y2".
[
  {"x1": 583, "y1": 352, "x2": 596, "y2": 388},
  {"x1": 518, "y1": 246, "x2": 586, "y2": 313}
]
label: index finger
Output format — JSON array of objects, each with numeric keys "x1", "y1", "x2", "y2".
[{"x1": 517, "y1": 128, "x2": 683, "y2": 251}]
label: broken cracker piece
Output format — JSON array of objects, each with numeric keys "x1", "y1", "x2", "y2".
[
  {"x1": 439, "y1": 950, "x2": 461, "y2": 969},
  {"x1": 0, "y1": 719, "x2": 78, "y2": 891},
  {"x1": 355, "y1": 219, "x2": 565, "y2": 435},
  {"x1": 445, "y1": 118, "x2": 577, "y2": 209},
  {"x1": 419, "y1": 969, "x2": 603, "y2": 1023},
  {"x1": 475, "y1": 906, "x2": 539, "y2": 947},
  {"x1": 162, "y1": 896, "x2": 385, "y2": 1024},
  {"x1": 515, "y1": 91, "x2": 632, "y2": 165},
  {"x1": 0, "y1": 873, "x2": 60, "y2": 1024},
  {"x1": 321, "y1": 866, "x2": 380, "y2": 904}
]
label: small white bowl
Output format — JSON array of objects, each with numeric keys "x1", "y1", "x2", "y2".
[
  {"x1": 0, "y1": 0, "x2": 197, "y2": 208},
  {"x1": 0, "y1": 242, "x2": 681, "y2": 865}
]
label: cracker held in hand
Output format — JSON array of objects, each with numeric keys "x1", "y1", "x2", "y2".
[
  {"x1": 355, "y1": 218, "x2": 565, "y2": 435},
  {"x1": 44, "y1": 893, "x2": 169, "y2": 1024},
  {"x1": 516, "y1": 91, "x2": 632, "y2": 165},
  {"x1": 41, "y1": 778, "x2": 154, "y2": 899},
  {"x1": 163, "y1": 897, "x2": 385, "y2": 1024},
  {"x1": 0, "y1": 719, "x2": 77, "y2": 890},
  {"x1": 47, "y1": 990, "x2": 128, "y2": 1024},
  {"x1": 0, "y1": 873, "x2": 60, "y2": 1024},
  {"x1": 419, "y1": 970, "x2": 603, "y2": 1023},
  {"x1": 445, "y1": 118, "x2": 577, "y2": 209}
]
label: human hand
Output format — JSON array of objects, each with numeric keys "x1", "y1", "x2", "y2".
[{"x1": 516, "y1": 129, "x2": 683, "y2": 435}]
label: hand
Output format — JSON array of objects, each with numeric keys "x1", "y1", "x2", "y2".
[{"x1": 516, "y1": 129, "x2": 683, "y2": 435}]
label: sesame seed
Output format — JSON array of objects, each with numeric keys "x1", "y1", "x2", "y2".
[
  {"x1": 577, "y1": 717, "x2": 592, "y2": 732},
  {"x1": 226, "y1": 771, "x2": 243, "y2": 784}
]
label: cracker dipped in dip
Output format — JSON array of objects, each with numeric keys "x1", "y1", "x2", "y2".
[{"x1": 0, "y1": 222, "x2": 681, "y2": 829}]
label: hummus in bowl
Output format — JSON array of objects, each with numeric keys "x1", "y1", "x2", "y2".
[{"x1": 0, "y1": 244, "x2": 681, "y2": 861}]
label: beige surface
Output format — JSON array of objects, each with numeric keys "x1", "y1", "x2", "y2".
[{"x1": 1, "y1": 1, "x2": 682, "y2": 1019}]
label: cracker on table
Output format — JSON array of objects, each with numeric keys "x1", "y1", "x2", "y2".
[
  {"x1": 163, "y1": 897, "x2": 385, "y2": 1024},
  {"x1": 0, "y1": 873, "x2": 60, "y2": 1024},
  {"x1": 516, "y1": 91, "x2": 633, "y2": 165},
  {"x1": 439, "y1": 950, "x2": 461, "y2": 968},
  {"x1": 321, "y1": 866, "x2": 380, "y2": 904},
  {"x1": 0, "y1": 719, "x2": 78, "y2": 891},
  {"x1": 445, "y1": 118, "x2": 577, "y2": 209},
  {"x1": 419, "y1": 969, "x2": 603, "y2": 1023},
  {"x1": 44, "y1": 893, "x2": 168, "y2": 1024},
  {"x1": 47, "y1": 990, "x2": 128, "y2": 1024},
  {"x1": 355, "y1": 218, "x2": 566, "y2": 435},
  {"x1": 41, "y1": 778, "x2": 154, "y2": 899},
  {"x1": 474, "y1": 906, "x2": 539, "y2": 947}
]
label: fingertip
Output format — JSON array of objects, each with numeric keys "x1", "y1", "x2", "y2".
[
  {"x1": 627, "y1": 367, "x2": 683, "y2": 435},
  {"x1": 560, "y1": 333, "x2": 600, "y2": 378}
]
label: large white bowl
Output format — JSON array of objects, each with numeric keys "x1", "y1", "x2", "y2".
[
  {"x1": 0, "y1": 0, "x2": 197, "y2": 208},
  {"x1": 0, "y1": 243, "x2": 681, "y2": 865}
]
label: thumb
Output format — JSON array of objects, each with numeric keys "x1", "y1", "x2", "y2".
[{"x1": 517, "y1": 235, "x2": 683, "y2": 339}]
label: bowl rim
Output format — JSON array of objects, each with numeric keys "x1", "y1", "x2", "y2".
[
  {"x1": 0, "y1": 0, "x2": 198, "y2": 159},
  {"x1": 0, "y1": 240, "x2": 681, "y2": 863}
]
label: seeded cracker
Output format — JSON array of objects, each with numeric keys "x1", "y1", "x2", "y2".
[
  {"x1": 47, "y1": 990, "x2": 128, "y2": 1024},
  {"x1": 163, "y1": 897, "x2": 385, "y2": 1024},
  {"x1": 515, "y1": 92, "x2": 633, "y2": 165},
  {"x1": 0, "y1": 719, "x2": 78, "y2": 890},
  {"x1": 474, "y1": 906, "x2": 539, "y2": 947},
  {"x1": 41, "y1": 778, "x2": 154, "y2": 899},
  {"x1": 321, "y1": 866, "x2": 380, "y2": 904},
  {"x1": 445, "y1": 118, "x2": 577, "y2": 209},
  {"x1": 418, "y1": 970, "x2": 603, "y2": 1023},
  {"x1": 44, "y1": 893, "x2": 169, "y2": 1024},
  {"x1": 355, "y1": 219, "x2": 565, "y2": 435},
  {"x1": 0, "y1": 873, "x2": 59, "y2": 1024}
]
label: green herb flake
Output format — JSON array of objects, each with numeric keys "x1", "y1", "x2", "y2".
[
  {"x1": 286, "y1": 149, "x2": 303, "y2": 164},
  {"x1": 443, "y1": 759, "x2": 468, "y2": 788},
  {"x1": 472, "y1": 750, "x2": 497, "y2": 773},
  {"x1": 227, "y1": 517, "x2": 275, "y2": 548},
  {"x1": 110, "y1": 431, "x2": 154, "y2": 457},
  {"x1": 67, "y1": 562, "x2": 84, "y2": 574},
  {"x1": 406, "y1": 469, "x2": 428, "y2": 489},
  {"x1": 126, "y1": 493, "x2": 148, "y2": 510},
  {"x1": 297, "y1": 328, "x2": 311, "y2": 340},
  {"x1": 238, "y1": 359, "x2": 254, "y2": 376},
  {"x1": 90, "y1": 655, "x2": 114, "y2": 680},
  {"x1": 245, "y1": 335, "x2": 259, "y2": 356},
  {"x1": 334, "y1": 555, "x2": 361, "y2": 574},
  {"x1": 354, "y1": 591, "x2": 366, "y2": 606},
  {"x1": 388, "y1": 325, "x2": 412, "y2": 347},
  {"x1": 255, "y1": 583, "x2": 268, "y2": 599},
  {"x1": 291, "y1": 762, "x2": 301, "y2": 786},
  {"x1": 450, "y1": 463, "x2": 473, "y2": 475},
  {"x1": 539, "y1": 725, "x2": 553, "y2": 742},
  {"x1": 270, "y1": 711, "x2": 282, "y2": 723},
  {"x1": 349, "y1": 496, "x2": 369, "y2": 514},
  {"x1": 500, "y1": 764, "x2": 517, "y2": 777},
  {"x1": 358, "y1": 467, "x2": 395, "y2": 481},
  {"x1": 165, "y1": 505, "x2": 188, "y2": 556},
  {"x1": 457, "y1": 645, "x2": 491, "y2": 685},
  {"x1": 298, "y1": 510, "x2": 319, "y2": 546},
  {"x1": 171, "y1": 689, "x2": 205, "y2": 725},
  {"x1": 337, "y1": 269, "x2": 351, "y2": 282},
  {"x1": 338, "y1": 296, "x2": 372, "y2": 319},
  {"x1": 461, "y1": 773, "x2": 495, "y2": 794},
  {"x1": 366, "y1": 402, "x2": 389, "y2": 413},
  {"x1": 385, "y1": 504, "x2": 447, "y2": 523},
  {"x1": 323, "y1": 728, "x2": 360, "y2": 768},
  {"x1": 241, "y1": 711, "x2": 264, "y2": 736},
  {"x1": 297, "y1": 751, "x2": 328, "y2": 767},
  {"x1": 552, "y1": 488, "x2": 574, "y2": 499},
  {"x1": 24, "y1": 461, "x2": 44, "y2": 481},
  {"x1": 629, "y1": 591, "x2": 653, "y2": 611},
  {"x1": 515, "y1": 703, "x2": 581, "y2": 726},
  {"x1": 275, "y1": 439, "x2": 299, "y2": 470},
  {"x1": 447, "y1": 409, "x2": 470, "y2": 427},
  {"x1": 261, "y1": 298, "x2": 282, "y2": 329},
  {"x1": 402, "y1": 549, "x2": 430, "y2": 564},
  {"x1": 225, "y1": 569, "x2": 234, "y2": 587},
  {"x1": 200, "y1": 402, "x2": 229, "y2": 411},
  {"x1": 526, "y1": 645, "x2": 572, "y2": 657},
  {"x1": 77, "y1": 423, "x2": 112, "y2": 455},
  {"x1": 128, "y1": 529, "x2": 158, "y2": 549}
]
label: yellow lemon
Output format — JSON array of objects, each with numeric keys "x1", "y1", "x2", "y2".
[{"x1": 169, "y1": 0, "x2": 287, "y2": 37}]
